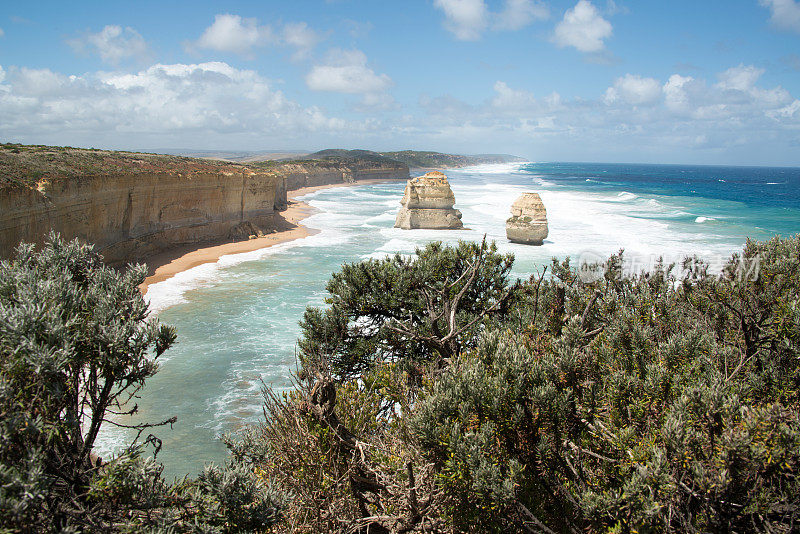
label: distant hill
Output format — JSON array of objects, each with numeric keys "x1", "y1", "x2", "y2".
[
  {"x1": 149, "y1": 148, "x2": 525, "y2": 169},
  {"x1": 300, "y1": 149, "x2": 403, "y2": 166},
  {"x1": 379, "y1": 150, "x2": 525, "y2": 169}
]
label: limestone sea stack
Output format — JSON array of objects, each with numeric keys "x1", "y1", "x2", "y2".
[
  {"x1": 506, "y1": 193, "x2": 548, "y2": 245},
  {"x1": 394, "y1": 171, "x2": 464, "y2": 230}
]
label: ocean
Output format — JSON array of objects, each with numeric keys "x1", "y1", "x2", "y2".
[{"x1": 96, "y1": 161, "x2": 800, "y2": 476}]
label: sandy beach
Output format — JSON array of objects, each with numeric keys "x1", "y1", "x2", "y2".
[{"x1": 140, "y1": 179, "x2": 400, "y2": 293}]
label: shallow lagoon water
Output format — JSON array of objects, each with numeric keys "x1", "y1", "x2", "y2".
[{"x1": 97, "y1": 162, "x2": 800, "y2": 476}]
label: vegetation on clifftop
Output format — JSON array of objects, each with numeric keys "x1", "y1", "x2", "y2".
[
  {"x1": 0, "y1": 143, "x2": 246, "y2": 189},
  {"x1": 380, "y1": 150, "x2": 525, "y2": 169},
  {"x1": 0, "y1": 144, "x2": 412, "y2": 191},
  {"x1": 0, "y1": 143, "x2": 520, "y2": 192}
]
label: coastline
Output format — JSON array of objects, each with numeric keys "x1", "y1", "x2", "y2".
[{"x1": 140, "y1": 178, "x2": 402, "y2": 294}]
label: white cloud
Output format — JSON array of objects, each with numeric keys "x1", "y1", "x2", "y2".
[
  {"x1": 434, "y1": 0, "x2": 488, "y2": 40},
  {"x1": 0, "y1": 62, "x2": 353, "y2": 147},
  {"x1": 553, "y1": 0, "x2": 612, "y2": 53},
  {"x1": 760, "y1": 0, "x2": 800, "y2": 33},
  {"x1": 0, "y1": 28, "x2": 4, "y2": 38},
  {"x1": 282, "y1": 22, "x2": 320, "y2": 60},
  {"x1": 1, "y1": 57, "x2": 798, "y2": 164},
  {"x1": 306, "y1": 49, "x2": 392, "y2": 95},
  {"x1": 434, "y1": 0, "x2": 546, "y2": 40},
  {"x1": 768, "y1": 99, "x2": 800, "y2": 119},
  {"x1": 716, "y1": 64, "x2": 765, "y2": 92},
  {"x1": 407, "y1": 64, "x2": 800, "y2": 164},
  {"x1": 492, "y1": 80, "x2": 536, "y2": 108},
  {"x1": 494, "y1": 0, "x2": 549, "y2": 31},
  {"x1": 604, "y1": 74, "x2": 661, "y2": 105},
  {"x1": 68, "y1": 25, "x2": 149, "y2": 65},
  {"x1": 194, "y1": 14, "x2": 273, "y2": 55},
  {"x1": 190, "y1": 14, "x2": 321, "y2": 60},
  {"x1": 716, "y1": 64, "x2": 791, "y2": 106},
  {"x1": 663, "y1": 74, "x2": 695, "y2": 111}
]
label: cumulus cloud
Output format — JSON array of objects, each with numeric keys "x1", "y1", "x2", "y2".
[
  {"x1": 604, "y1": 74, "x2": 661, "y2": 105},
  {"x1": 190, "y1": 14, "x2": 321, "y2": 59},
  {"x1": 716, "y1": 64, "x2": 765, "y2": 92},
  {"x1": 306, "y1": 49, "x2": 392, "y2": 96},
  {"x1": 0, "y1": 62, "x2": 352, "y2": 147},
  {"x1": 408, "y1": 64, "x2": 800, "y2": 163},
  {"x1": 663, "y1": 74, "x2": 696, "y2": 112},
  {"x1": 434, "y1": 0, "x2": 489, "y2": 40},
  {"x1": 193, "y1": 14, "x2": 273, "y2": 55},
  {"x1": 553, "y1": 0, "x2": 612, "y2": 53},
  {"x1": 434, "y1": 0, "x2": 547, "y2": 40},
  {"x1": 760, "y1": 0, "x2": 800, "y2": 33},
  {"x1": 491, "y1": 81, "x2": 537, "y2": 108},
  {"x1": 68, "y1": 25, "x2": 149, "y2": 65},
  {"x1": 768, "y1": 99, "x2": 800, "y2": 119},
  {"x1": 716, "y1": 64, "x2": 791, "y2": 106}
]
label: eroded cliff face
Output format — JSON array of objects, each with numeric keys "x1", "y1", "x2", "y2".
[
  {"x1": 0, "y1": 145, "x2": 410, "y2": 265},
  {"x1": 0, "y1": 170, "x2": 283, "y2": 265},
  {"x1": 505, "y1": 192, "x2": 548, "y2": 245},
  {"x1": 394, "y1": 171, "x2": 464, "y2": 230},
  {"x1": 273, "y1": 160, "x2": 409, "y2": 191}
]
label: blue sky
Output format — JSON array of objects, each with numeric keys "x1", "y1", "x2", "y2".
[{"x1": 1, "y1": 0, "x2": 799, "y2": 165}]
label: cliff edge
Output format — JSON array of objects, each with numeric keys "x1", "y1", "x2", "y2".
[{"x1": 0, "y1": 144, "x2": 409, "y2": 265}]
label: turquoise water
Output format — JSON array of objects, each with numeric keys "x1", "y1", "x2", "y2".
[{"x1": 97, "y1": 162, "x2": 800, "y2": 476}]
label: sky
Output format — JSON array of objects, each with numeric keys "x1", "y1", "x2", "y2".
[{"x1": 1, "y1": 0, "x2": 799, "y2": 165}]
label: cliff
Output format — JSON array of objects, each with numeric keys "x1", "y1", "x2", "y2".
[
  {"x1": 0, "y1": 144, "x2": 409, "y2": 265},
  {"x1": 253, "y1": 154, "x2": 409, "y2": 192},
  {"x1": 506, "y1": 192, "x2": 548, "y2": 245},
  {"x1": 395, "y1": 171, "x2": 463, "y2": 230}
]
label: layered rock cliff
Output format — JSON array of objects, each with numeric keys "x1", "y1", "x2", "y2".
[
  {"x1": 265, "y1": 158, "x2": 408, "y2": 192},
  {"x1": 395, "y1": 171, "x2": 463, "y2": 230},
  {"x1": 505, "y1": 192, "x2": 548, "y2": 245},
  {"x1": 0, "y1": 144, "x2": 409, "y2": 265}
]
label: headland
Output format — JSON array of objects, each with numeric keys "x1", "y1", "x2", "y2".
[
  {"x1": 1, "y1": 144, "x2": 524, "y2": 290},
  {"x1": 0, "y1": 144, "x2": 409, "y2": 269}
]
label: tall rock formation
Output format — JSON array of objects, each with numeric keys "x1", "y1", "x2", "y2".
[
  {"x1": 506, "y1": 193, "x2": 548, "y2": 245},
  {"x1": 394, "y1": 171, "x2": 463, "y2": 230}
]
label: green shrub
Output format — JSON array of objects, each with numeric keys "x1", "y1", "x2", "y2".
[
  {"x1": 0, "y1": 234, "x2": 284, "y2": 532},
  {"x1": 243, "y1": 236, "x2": 800, "y2": 532}
]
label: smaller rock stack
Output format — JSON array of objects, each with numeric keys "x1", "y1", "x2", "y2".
[
  {"x1": 394, "y1": 171, "x2": 464, "y2": 230},
  {"x1": 506, "y1": 193, "x2": 548, "y2": 245}
]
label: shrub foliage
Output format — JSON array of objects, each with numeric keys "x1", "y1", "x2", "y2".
[
  {"x1": 0, "y1": 234, "x2": 283, "y2": 533},
  {"x1": 3, "y1": 231, "x2": 799, "y2": 532},
  {"x1": 234, "y1": 236, "x2": 800, "y2": 533}
]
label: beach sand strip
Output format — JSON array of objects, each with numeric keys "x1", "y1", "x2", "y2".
[{"x1": 140, "y1": 179, "x2": 399, "y2": 293}]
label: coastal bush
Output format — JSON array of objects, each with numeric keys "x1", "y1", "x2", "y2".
[
  {"x1": 242, "y1": 236, "x2": 800, "y2": 532},
  {"x1": 299, "y1": 239, "x2": 516, "y2": 380},
  {"x1": 0, "y1": 234, "x2": 284, "y2": 533},
  {"x1": 0, "y1": 233, "x2": 176, "y2": 530}
]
